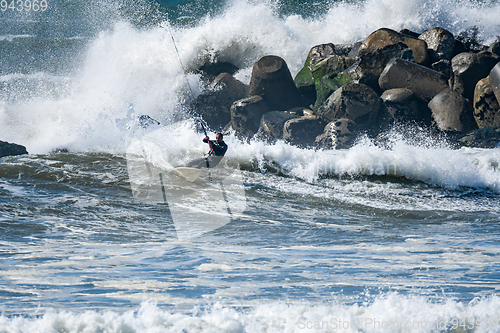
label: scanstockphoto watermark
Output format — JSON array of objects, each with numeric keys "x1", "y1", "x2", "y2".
[{"x1": 297, "y1": 317, "x2": 500, "y2": 331}]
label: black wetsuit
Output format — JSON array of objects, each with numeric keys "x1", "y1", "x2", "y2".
[
  {"x1": 203, "y1": 137, "x2": 228, "y2": 156},
  {"x1": 185, "y1": 138, "x2": 228, "y2": 169}
]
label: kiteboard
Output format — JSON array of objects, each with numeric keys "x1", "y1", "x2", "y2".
[{"x1": 173, "y1": 166, "x2": 203, "y2": 182}]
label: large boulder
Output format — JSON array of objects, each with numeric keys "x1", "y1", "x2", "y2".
[
  {"x1": 380, "y1": 88, "x2": 431, "y2": 125},
  {"x1": 473, "y1": 77, "x2": 500, "y2": 128},
  {"x1": 296, "y1": 43, "x2": 337, "y2": 79},
  {"x1": 450, "y1": 51, "x2": 499, "y2": 101},
  {"x1": 255, "y1": 111, "x2": 300, "y2": 141},
  {"x1": 249, "y1": 55, "x2": 304, "y2": 111},
  {"x1": 314, "y1": 71, "x2": 353, "y2": 111},
  {"x1": 294, "y1": 43, "x2": 356, "y2": 110},
  {"x1": 226, "y1": 95, "x2": 271, "y2": 138},
  {"x1": 489, "y1": 62, "x2": 500, "y2": 105},
  {"x1": 379, "y1": 58, "x2": 449, "y2": 101},
  {"x1": 418, "y1": 27, "x2": 456, "y2": 63},
  {"x1": 0, "y1": 141, "x2": 28, "y2": 158},
  {"x1": 294, "y1": 46, "x2": 327, "y2": 105},
  {"x1": 428, "y1": 88, "x2": 477, "y2": 133},
  {"x1": 315, "y1": 118, "x2": 358, "y2": 149},
  {"x1": 316, "y1": 83, "x2": 381, "y2": 128},
  {"x1": 282, "y1": 116, "x2": 327, "y2": 148},
  {"x1": 456, "y1": 127, "x2": 500, "y2": 148},
  {"x1": 347, "y1": 42, "x2": 413, "y2": 94},
  {"x1": 194, "y1": 73, "x2": 249, "y2": 130},
  {"x1": 295, "y1": 44, "x2": 352, "y2": 83},
  {"x1": 358, "y1": 28, "x2": 429, "y2": 65},
  {"x1": 311, "y1": 55, "x2": 357, "y2": 109}
]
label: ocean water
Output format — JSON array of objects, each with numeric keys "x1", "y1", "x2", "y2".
[{"x1": 2, "y1": 0, "x2": 500, "y2": 332}]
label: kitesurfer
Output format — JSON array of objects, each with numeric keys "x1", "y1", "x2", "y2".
[
  {"x1": 203, "y1": 133, "x2": 228, "y2": 157},
  {"x1": 185, "y1": 133, "x2": 227, "y2": 169}
]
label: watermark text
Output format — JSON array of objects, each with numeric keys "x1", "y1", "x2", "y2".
[
  {"x1": 1, "y1": 0, "x2": 48, "y2": 12},
  {"x1": 297, "y1": 316, "x2": 500, "y2": 331}
]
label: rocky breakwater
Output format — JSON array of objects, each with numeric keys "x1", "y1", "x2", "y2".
[{"x1": 191, "y1": 26, "x2": 500, "y2": 149}]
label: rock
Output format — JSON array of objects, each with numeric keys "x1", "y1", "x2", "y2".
[
  {"x1": 307, "y1": 43, "x2": 338, "y2": 64},
  {"x1": 473, "y1": 77, "x2": 500, "y2": 128},
  {"x1": 310, "y1": 52, "x2": 357, "y2": 81},
  {"x1": 282, "y1": 116, "x2": 327, "y2": 148},
  {"x1": 332, "y1": 44, "x2": 354, "y2": 57},
  {"x1": 226, "y1": 95, "x2": 271, "y2": 138},
  {"x1": 453, "y1": 39, "x2": 468, "y2": 57},
  {"x1": 489, "y1": 62, "x2": 500, "y2": 105},
  {"x1": 379, "y1": 58, "x2": 449, "y2": 101},
  {"x1": 294, "y1": 43, "x2": 356, "y2": 110},
  {"x1": 211, "y1": 72, "x2": 248, "y2": 99},
  {"x1": 312, "y1": 52, "x2": 356, "y2": 109},
  {"x1": 316, "y1": 83, "x2": 381, "y2": 128},
  {"x1": 194, "y1": 73, "x2": 249, "y2": 130},
  {"x1": 313, "y1": 71, "x2": 352, "y2": 111},
  {"x1": 294, "y1": 44, "x2": 337, "y2": 107},
  {"x1": 287, "y1": 107, "x2": 313, "y2": 117},
  {"x1": 400, "y1": 29, "x2": 420, "y2": 39},
  {"x1": 347, "y1": 42, "x2": 413, "y2": 94},
  {"x1": 249, "y1": 55, "x2": 304, "y2": 111},
  {"x1": 418, "y1": 27, "x2": 456, "y2": 62},
  {"x1": 428, "y1": 88, "x2": 477, "y2": 133},
  {"x1": 255, "y1": 111, "x2": 300, "y2": 141},
  {"x1": 347, "y1": 41, "x2": 362, "y2": 59},
  {"x1": 490, "y1": 40, "x2": 500, "y2": 57},
  {"x1": 0, "y1": 141, "x2": 28, "y2": 158},
  {"x1": 358, "y1": 28, "x2": 429, "y2": 65},
  {"x1": 450, "y1": 51, "x2": 499, "y2": 101},
  {"x1": 380, "y1": 88, "x2": 431, "y2": 125},
  {"x1": 315, "y1": 118, "x2": 358, "y2": 149},
  {"x1": 197, "y1": 61, "x2": 239, "y2": 83},
  {"x1": 456, "y1": 127, "x2": 500, "y2": 148},
  {"x1": 431, "y1": 59, "x2": 452, "y2": 80}
]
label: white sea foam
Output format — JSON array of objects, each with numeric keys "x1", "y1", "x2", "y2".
[
  {"x1": 221, "y1": 131, "x2": 500, "y2": 192},
  {"x1": 119, "y1": 120, "x2": 500, "y2": 193},
  {"x1": 2, "y1": 295, "x2": 500, "y2": 332}
]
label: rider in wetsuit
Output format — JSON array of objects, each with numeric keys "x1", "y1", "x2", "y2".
[
  {"x1": 185, "y1": 133, "x2": 227, "y2": 169},
  {"x1": 203, "y1": 133, "x2": 228, "y2": 157}
]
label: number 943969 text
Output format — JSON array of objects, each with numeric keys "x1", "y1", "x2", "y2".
[{"x1": 1, "y1": 0, "x2": 48, "y2": 12}]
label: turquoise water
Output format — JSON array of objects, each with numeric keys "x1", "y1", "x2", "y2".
[{"x1": 2, "y1": 0, "x2": 500, "y2": 332}]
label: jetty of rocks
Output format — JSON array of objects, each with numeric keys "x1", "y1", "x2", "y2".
[{"x1": 191, "y1": 26, "x2": 500, "y2": 149}]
